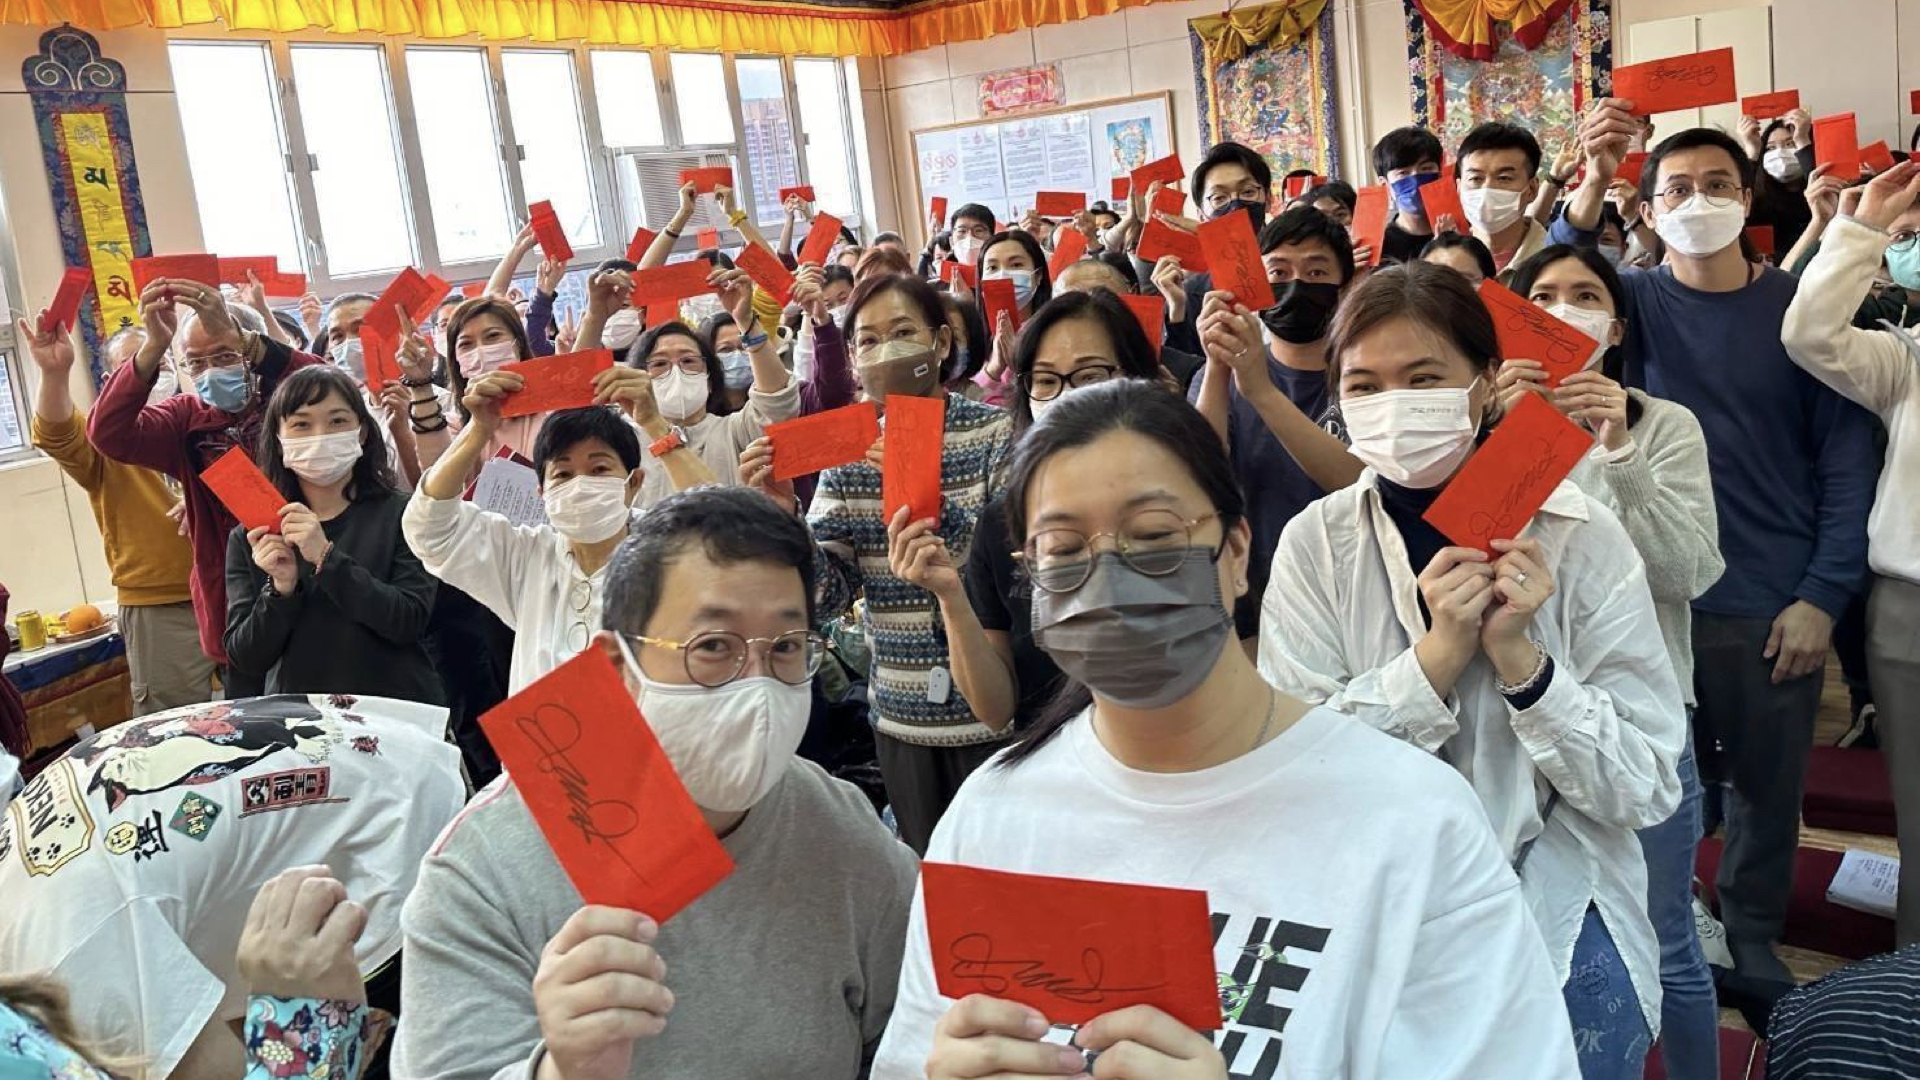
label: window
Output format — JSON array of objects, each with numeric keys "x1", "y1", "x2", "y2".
[
  {"x1": 502, "y1": 50, "x2": 601, "y2": 249},
  {"x1": 288, "y1": 44, "x2": 415, "y2": 277},
  {"x1": 405, "y1": 47, "x2": 515, "y2": 266},
  {"x1": 169, "y1": 42, "x2": 304, "y2": 271},
  {"x1": 735, "y1": 59, "x2": 800, "y2": 226},
  {"x1": 793, "y1": 58, "x2": 857, "y2": 219},
  {"x1": 0, "y1": 348, "x2": 24, "y2": 456},
  {"x1": 669, "y1": 53, "x2": 735, "y2": 144},
  {"x1": 590, "y1": 50, "x2": 664, "y2": 147}
]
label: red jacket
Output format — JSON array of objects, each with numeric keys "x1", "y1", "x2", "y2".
[{"x1": 88, "y1": 339, "x2": 321, "y2": 668}]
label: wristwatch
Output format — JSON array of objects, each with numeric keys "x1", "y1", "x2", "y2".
[{"x1": 648, "y1": 426, "x2": 689, "y2": 458}]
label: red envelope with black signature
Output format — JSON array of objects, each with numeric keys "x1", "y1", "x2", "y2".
[
  {"x1": 496, "y1": 349, "x2": 616, "y2": 419},
  {"x1": 480, "y1": 648, "x2": 733, "y2": 923},
  {"x1": 1136, "y1": 217, "x2": 1207, "y2": 272},
  {"x1": 201, "y1": 446, "x2": 286, "y2": 534},
  {"x1": 921, "y1": 862, "x2": 1222, "y2": 1030},
  {"x1": 1477, "y1": 279, "x2": 1599, "y2": 388},
  {"x1": 1197, "y1": 211, "x2": 1274, "y2": 311},
  {"x1": 1741, "y1": 89, "x2": 1799, "y2": 119},
  {"x1": 629, "y1": 261, "x2": 715, "y2": 307},
  {"x1": 767, "y1": 402, "x2": 880, "y2": 482},
  {"x1": 1349, "y1": 185, "x2": 1391, "y2": 267},
  {"x1": 798, "y1": 211, "x2": 844, "y2": 268},
  {"x1": 1423, "y1": 393, "x2": 1594, "y2": 555},
  {"x1": 1130, "y1": 153, "x2": 1184, "y2": 193},
  {"x1": 217, "y1": 257, "x2": 278, "y2": 287},
  {"x1": 1150, "y1": 185, "x2": 1187, "y2": 218},
  {"x1": 1121, "y1": 293, "x2": 1165, "y2": 357},
  {"x1": 734, "y1": 242, "x2": 795, "y2": 305},
  {"x1": 1612, "y1": 48, "x2": 1737, "y2": 115},
  {"x1": 981, "y1": 277, "x2": 1022, "y2": 334},
  {"x1": 132, "y1": 254, "x2": 220, "y2": 292},
  {"x1": 882, "y1": 393, "x2": 944, "y2": 525},
  {"x1": 1046, "y1": 226, "x2": 1088, "y2": 281},
  {"x1": 1033, "y1": 191, "x2": 1086, "y2": 218},
  {"x1": 41, "y1": 267, "x2": 91, "y2": 336}
]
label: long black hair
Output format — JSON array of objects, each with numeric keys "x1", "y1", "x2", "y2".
[
  {"x1": 1008, "y1": 289, "x2": 1161, "y2": 432},
  {"x1": 631, "y1": 321, "x2": 733, "y2": 417},
  {"x1": 444, "y1": 296, "x2": 534, "y2": 422},
  {"x1": 1507, "y1": 244, "x2": 1644, "y2": 428},
  {"x1": 974, "y1": 230, "x2": 1053, "y2": 311},
  {"x1": 996, "y1": 379, "x2": 1244, "y2": 768},
  {"x1": 257, "y1": 366, "x2": 399, "y2": 503}
]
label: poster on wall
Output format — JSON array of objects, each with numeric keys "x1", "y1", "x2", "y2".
[{"x1": 978, "y1": 64, "x2": 1065, "y2": 118}]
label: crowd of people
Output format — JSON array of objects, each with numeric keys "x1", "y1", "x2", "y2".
[{"x1": 3, "y1": 88, "x2": 1919, "y2": 1080}]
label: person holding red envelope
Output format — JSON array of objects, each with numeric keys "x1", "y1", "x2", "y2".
[
  {"x1": 1260, "y1": 262, "x2": 1686, "y2": 1080},
  {"x1": 398, "y1": 487, "x2": 918, "y2": 1080},
  {"x1": 1742, "y1": 109, "x2": 1818, "y2": 258},
  {"x1": 1371, "y1": 125, "x2": 1447, "y2": 265},
  {"x1": 874, "y1": 380, "x2": 1578, "y2": 1079},
  {"x1": 967, "y1": 231, "x2": 1053, "y2": 407},
  {"x1": 314, "y1": 292, "x2": 459, "y2": 488}
]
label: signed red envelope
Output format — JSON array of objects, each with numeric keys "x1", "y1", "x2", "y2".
[
  {"x1": 1197, "y1": 211, "x2": 1274, "y2": 311},
  {"x1": 629, "y1": 261, "x2": 715, "y2": 306},
  {"x1": 1423, "y1": 394, "x2": 1593, "y2": 555},
  {"x1": 696, "y1": 227, "x2": 720, "y2": 250},
  {"x1": 734, "y1": 242, "x2": 795, "y2": 305},
  {"x1": 1150, "y1": 185, "x2": 1187, "y2": 218},
  {"x1": 882, "y1": 394, "x2": 944, "y2": 525},
  {"x1": 930, "y1": 196, "x2": 948, "y2": 226},
  {"x1": 360, "y1": 326, "x2": 401, "y2": 393},
  {"x1": 798, "y1": 212, "x2": 843, "y2": 268},
  {"x1": 217, "y1": 257, "x2": 278, "y2": 286},
  {"x1": 1745, "y1": 225, "x2": 1775, "y2": 257},
  {"x1": 1033, "y1": 191, "x2": 1086, "y2": 217},
  {"x1": 1121, "y1": 293, "x2": 1165, "y2": 357},
  {"x1": 497, "y1": 349, "x2": 615, "y2": 419},
  {"x1": 1813, "y1": 114, "x2": 1861, "y2": 178},
  {"x1": 1741, "y1": 90, "x2": 1799, "y2": 119},
  {"x1": 679, "y1": 166, "x2": 733, "y2": 193},
  {"x1": 1047, "y1": 227, "x2": 1088, "y2": 280},
  {"x1": 1130, "y1": 153, "x2": 1184, "y2": 192},
  {"x1": 779, "y1": 184, "x2": 816, "y2": 203},
  {"x1": 1861, "y1": 141, "x2": 1897, "y2": 174},
  {"x1": 529, "y1": 200, "x2": 574, "y2": 263},
  {"x1": 1350, "y1": 185, "x2": 1390, "y2": 267},
  {"x1": 41, "y1": 267, "x2": 91, "y2": 336},
  {"x1": 981, "y1": 277, "x2": 1022, "y2": 334},
  {"x1": 480, "y1": 648, "x2": 733, "y2": 922},
  {"x1": 1612, "y1": 48, "x2": 1736, "y2": 115},
  {"x1": 625, "y1": 226, "x2": 658, "y2": 265},
  {"x1": 200, "y1": 446, "x2": 286, "y2": 534},
  {"x1": 1136, "y1": 217, "x2": 1207, "y2": 272},
  {"x1": 1477, "y1": 279, "x2": 1599, "y2": 388},
  {"x1": 767, "y1": 403, "x2": 880, "y2": 481},
  {"x1": 132, "y1": 254, "x2": 219, "y2": 292},
  {"x1": 1110, "y1": 177, "x2": 1129, "y2": 202},
  {"x1": 1615, "y1": 152, "x2": 1648, "y2": 187},
  {"x1": 921, "y1": 862, "x2": 1222, "y2": 1030},
  {"x1": 1418, "y1": 175, "x2": 1467, "y2": 231}
]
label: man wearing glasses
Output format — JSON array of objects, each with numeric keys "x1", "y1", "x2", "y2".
[
  {"x1": 90, "y1": 277, "x2": 324, "y2": 698},
  {"x1": 1561, "y1": 112, "x2": 1878, "y2": 1001},
  {"x1": 397, "y1": 486, "x2": 917, "y2": 1080}
]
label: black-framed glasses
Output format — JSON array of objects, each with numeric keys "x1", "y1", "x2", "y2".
[
  {"x1": 1657, "y1": 180, "x2": 1745, "y2": 209},
  {"x1": 626, "y1": 629, "x2": 829, "y2": 688},
  {"x1": 1890, "y1": 230, "x2": 1918, "y2": 252},
  {"x1": 1017, "y1": 510, "x2": 1220, "y2": 593},
  {"x1": 1021, "y1": 364, "x2": 1119, "y2": 402}
]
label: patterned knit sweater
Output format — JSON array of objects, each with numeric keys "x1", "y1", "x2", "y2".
[{"x1": 809, "y1": 394, "x2": 1013, "y2": 746}]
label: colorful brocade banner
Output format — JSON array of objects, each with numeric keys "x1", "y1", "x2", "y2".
[
  {"x1": 1190, "y1": 0, "x2": 1342, "y2": 187},
  {"x1": 1406, "y1": 0, "x2": 1612, "y2": 164}
]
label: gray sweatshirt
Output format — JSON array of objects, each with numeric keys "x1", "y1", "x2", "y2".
[
  {"x1": 1565, "y1": 389, "x2": 1725, "y2": 704},
  {"x1": 393, "y1": 758, "x2": 919, "y2": 1080}
]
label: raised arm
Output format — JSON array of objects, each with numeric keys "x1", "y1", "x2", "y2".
[
  {"x1": 486, "y1": 223, "x2": 540, "y2": 298},
  {"x1": 641, "y1": 183, "x2": 699, "y2": 269},
  {"x1": 1198, "y1": 295, "x2": 1361, "y2": 492}
]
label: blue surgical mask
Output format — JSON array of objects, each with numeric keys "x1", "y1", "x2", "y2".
[
  {"x1": 718, "y1": 348, "x2": 753, "y2": 389},
  {"x1": 1886, "y1": 244, "x2": 1920, "y2": 291},
  {"x1": 1598, "y1": 243, "x2": 1626, "y2": 268},
  {"x1": 984, "y1": 268, "x2": 1036, "y2": 310},
  {"x1": 1389, "y1": 172, "x2": 1439, "y2": 215},
  {"x1": 196, "y1": 366, "x2": 252, "y2": 413},
  {"x1": 330, "y1": 337, "x2": 365, "y2": 383}
]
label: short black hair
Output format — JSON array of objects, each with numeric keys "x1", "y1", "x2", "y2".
[
  {"x1": 600, "y1": 486, "x2": 818, "y2": 634},
  {"x1": 1191, "y1": 141, "x2": 1272, "y2": 199},
  {"x1": 1456, "y1": 121, "x2": 1542, "y2": 178},
  {"x1": 1641, "y1": 127, "x2": 1756, "y2": 204},
  {"x1": 1373, "y1": 125, "x2": 1444, "y2": 178},
  {"x1": 1009, "y1": 288, "x2": 1162, "y2": 431},
  {"x1": 951, "y1": 203, "x2": 996, "y2": 231},
  {"x1": 1302, "y1": 180, "x2": 1357, "y2": 212},
  {"x1": 941, "y1": 293, "x2": 989, "y2": 384},
  {"x1": 822, "y1": 265, "x2": 855, "y2": 290},
  {"x1": 596, "y1": 257, "x2": 638, "y2": 274},
  {"x1": 1421, "y1": 231, "x2": 1498, "y2": 281},
  {"x1": 1258, "y1": 206, "x2": 1356, "y2": 284},
  {"x1": 531, "y1": 405, "x2": 642, "y2": 485},
  {"x1": 873, "y1": 231, "x2": 905, "y2": 246}
]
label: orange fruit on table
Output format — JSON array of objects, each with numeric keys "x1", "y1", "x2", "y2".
[{"x1": 63, "y1": 603, "x2": 103, "y2": 633}]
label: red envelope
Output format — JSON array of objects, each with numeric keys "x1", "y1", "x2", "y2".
[
  {"x1": 1350, "y1": 185, "x2": 1390, "y2": 267},
  {"x1": 132, "y1": 254, "x2": 220, "y2": 293},
  {"x1": 981, "y1": 277, "x2": 1022, "y2": 334},
  {"x1": 1046, "y1": 227, "x2": 1088, "y2": 280},
  {"x1": 364, "y1": 267, "x2": 451, "y2": 343},
  {"x1": 1418, "y1": 175, "x2": 1467, "y2": 231},
  {"x1": 479, "y1": 648, "x2": 733, "y2": 923},
  {"x1": 1136, "y1": 217, "x2": 1207, "y2": 272},
  {"x1": 625, "y1": 226, "x2": 658, "y2": 265},
  {"x1": 882, "y1": 393, "x2": 943, "y2": 525},
  {"x1": 930, "y1": 195, "x2": 948, "y2": 226},
  {"x1": 1741, "y1": 89, "x2": 1799, "y2": 119},
  {"x1": 797, "y1": 212, "x2": 843, "y2": 268},
  {"x1": 1110, "y1": 177, "x2": 1129, "y2": 201},
  {"x1": 696, "y1": 227, "x2": 720, "y2": 251},
  {"x1": 529, "y1": 200, "x2": 574, "y2": 263},
  {"x1": 680, "y1": 166, "x2": 733, "y2": 193},
  {"x1": 1033, "y1": 191, "x2": 1086, "y2": 217},
  {"x1": 734, "y1": 242, "x2": 795, "y2": 306},
  {"x1": 1121, "y1": 293, "x2": 1165, "y2": 357},
  {"x1": 1745, "y1": 225, "x2": 1775, "y2": 257},
  {"x1": 945, "y1": 260, "x2": 978, "y2": 290},
  {"x1": 766, "y1": 402, "x2": 880, "y2": 481},
  {"x1": 40, "y1": 267, "x2": 91, "y2": 337},
  {"x1": 1615, "y1": 152, "x2": 1648, "y2": 187},
  {"x1": 200, "y1": 445, "x2": 286, "y2": 534},
  {"x1": 1912, "y1": 90, "x2": 1920, "y2": 114},
  {"x1": 360, "y1": 326, "x2": 402, "y2": 393},
  {"x1": 1612, "y1": 48, "x2": 1737, "y2": 115},
  {"x1": 921, "y1": 863, "x2": 1222, "y2": 1031},
  {"x1": 1149, "y1": 186, "x2": 1187, "y2": 219},
  {"x1": 497, "y1": 348, "x2": 616, "y2": 419},
  {"x1": 1130, "y1": 153, "x2": 1184, "y2": 192},
  {"x1": 629, "y1": 261, "x2": 715, "y2": 307},
  {"x1": 779, "y1": 184, "x2": 816, "y2": 203},
  {"x1": 1197, "y1": 211, "x2": 1274, "y2": 311},
  {"x1": 1862, "y1": 140, "x2": 1897, "y2": 174},
  {"x1": 1283, "y1": 173, "x2": 1327, "y2": 199},
  {"x1": 1423, "y1": 393, "x2": 1593, "y2": 554},
  {"x1": 217, "y1": 256, "x2": 278, "y2": 286},
  {"x1": 258, "y1": 271, "x2": 307, "y2": 298},
  {"x1": 1813, "y1": 113, "x2": 1860, "y2": 177},
  {"x1": 1477, "y1": 279, "x2": 1600, "y2": 388},
  {"x1": 460, "y1": 281, "x2": 485, "y2": 298}
]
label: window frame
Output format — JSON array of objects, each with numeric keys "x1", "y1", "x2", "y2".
[{"x1": 0, "y1": 186, "x2": 41, "y2": 465}]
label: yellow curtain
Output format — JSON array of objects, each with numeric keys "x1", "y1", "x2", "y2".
[
  {"x1": 1189, "y1": 0, "x2": 1326, "y2": 64},
  {"x1": 1407, "y1": 0, "x2": 1571, "y2": 61}
]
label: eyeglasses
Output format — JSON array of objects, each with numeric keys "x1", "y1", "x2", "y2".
[
  {"x1": 1018, "y1": 510, "x2": 1220, "y2": 593},
  {"x1": 1657, "y1": 179, "x2": 1745, "y2": 209},
  {"x1": 1890, "y1": 230, "x2": 1918, "y2": 253},
  {"x1": 1205, "y1": 185, "x2": 1266, "y2": 209},
  {"x1": 1021, "y1": 364, "x2": 1118, "y2": 401},
  {"x1": 626, "y1": 629, "x2": 829, "y2": 688},
  {"x1": 645, "y1": 355, "x2": 706, "y2": 377},
  {"x1": 179, "y1": 350, "x2": 246, "y2": 379}
]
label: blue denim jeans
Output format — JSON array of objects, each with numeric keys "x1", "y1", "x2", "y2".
[
  {"x1": 1638, "y1": 733, "x2": 1719, "y2": 1078},
  {"x1": 1564, "y1": 906, "x2": 1655, "y2": 1079}
]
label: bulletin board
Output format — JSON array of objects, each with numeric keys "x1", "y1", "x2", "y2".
[{"x1": 910, "y1": 92, "x2": 1176, "y2": 232}]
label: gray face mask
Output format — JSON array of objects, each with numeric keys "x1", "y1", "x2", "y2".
[{"x1": 1030, "y1": 547, "x2": 1233, "y2": 710}]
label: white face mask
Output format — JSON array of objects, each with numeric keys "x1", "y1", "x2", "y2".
[
  {"x1": 280, "y1": 428, "x2": 364, "y2": 486},
  {"x1": 615, "y1": 636, "x2": 810, "y2": 812},
  {"x1": 1542, "y1": 303, "x2": 1615, "y2": 371},
  {"x1": 1763, "y1": 148, "x2": 1803, "y2": 183},
  {"x1": 542, "y1": 474, "x2": 631, "y2": 543},
  {"x1": 1462, "y1": 186, "x2": 1525, "y2": 235},
  {"x1": 458, "y1": 339, "x2": 519, "y2": 379},
  {"x1": 330, "y1": 338, "x2": 365, "y2": 383},
  {"x1": 652, "y1": 366, "x2": 709, "y2": 420},
  {"x1": 828, "y1": 304, "x2": 850, "y2": 327},
  {"x1": 1654, "y1": 193, "x2": 1748, "y2": 258},
  {"x1": 1341, "y1": 380, "x2": 1485, "y2": 489},
  {"x1": 952, "y1": 234, "x2": 982, "y2": 264},
  {"x1": 604, "y1": 310, "x2": 643, "y2": 353}
]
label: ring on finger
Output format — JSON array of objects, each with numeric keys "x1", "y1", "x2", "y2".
[{"x1": 1514, "y1": 571, "x2": 1529, "y2": 587}]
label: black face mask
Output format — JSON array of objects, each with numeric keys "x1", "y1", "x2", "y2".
[
  {"x1": 1211, "y1": 198, "x2": 1267, "y2": 234},
  {"x1": 1259, "y1": 280, "x2": 1342, "y2": 345}
]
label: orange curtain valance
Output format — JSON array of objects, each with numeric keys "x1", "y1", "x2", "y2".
[
  {"x1": 0, "y1": 0, "x2": 1173, "y2": 56},
  {"x1": 1407, "y1": 0, "x2": 1572, "y2": 61}
]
